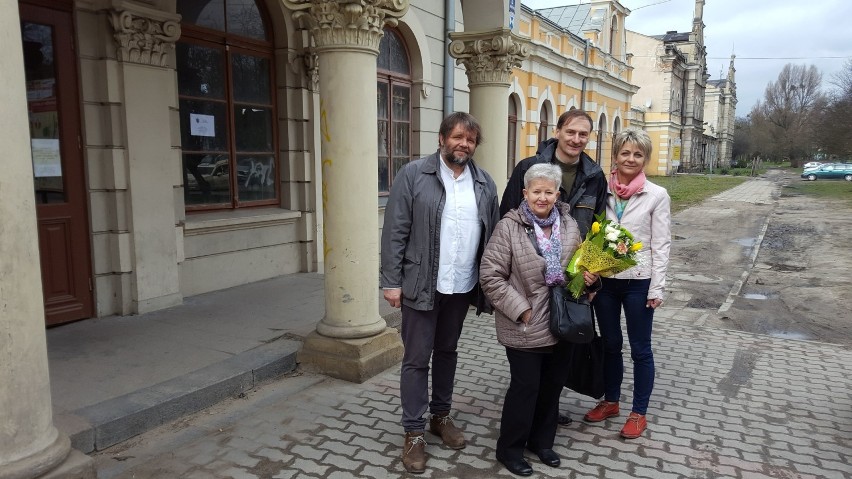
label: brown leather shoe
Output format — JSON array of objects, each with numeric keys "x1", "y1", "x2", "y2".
[
  {"x1": 402, "y1": 432, "x2": 427, "y2": 474},
  {"x1": 583, "y1": 401, "x2": 620, "y2": 422},
  {"x1": 429, "y1": 413, "x2": 466, "y2": 449}
]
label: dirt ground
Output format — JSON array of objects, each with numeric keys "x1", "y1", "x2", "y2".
[{"x1": 664, "y1": 168, "x2": 852, "y2": 346}]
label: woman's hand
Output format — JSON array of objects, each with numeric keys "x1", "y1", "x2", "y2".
[
  {"x1": 520, "y1": 309, "x2": 532, "y2": 324},
  {"x1": 646, "y1": 298, "x2": 662, "y2": 309},
  {"x1": 583, "y1": 271, "x2": 599, "y2": 286}
]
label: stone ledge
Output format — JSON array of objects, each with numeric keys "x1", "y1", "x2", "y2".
[{"x1": 62, "y1": 338, "x2": 300, "y2": 453}]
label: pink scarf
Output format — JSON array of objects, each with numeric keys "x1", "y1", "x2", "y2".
[{"x1": 609, "y1": 170, "x2": 646, "y2": 199}]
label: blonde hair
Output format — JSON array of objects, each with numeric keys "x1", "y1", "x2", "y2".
[{"x1": 611, "y1": 129, "x2": 652, "y2": 159}]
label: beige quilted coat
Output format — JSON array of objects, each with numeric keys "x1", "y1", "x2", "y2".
[{"x1": 480, "y1": 203, "x2": 582, "y2": 349}]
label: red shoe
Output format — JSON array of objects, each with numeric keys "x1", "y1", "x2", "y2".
[
  {"x1": 583, "y1": 401, "x2": 619, "y2": 422},
  {"x1": 620, "y1": 412, "x2": 647, "y2": 439}
]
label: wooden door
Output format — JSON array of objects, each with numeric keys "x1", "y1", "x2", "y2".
[{"x1": 20, "y1": 2, "x2": 93, "y2": 326}]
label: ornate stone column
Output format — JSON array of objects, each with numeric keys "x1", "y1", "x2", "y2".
[
  {"x1": 284, "y1": 0, "x2": 408, "y2": 382},
  {"x1": 0, "y1": 5, "x2": 94, "y2": 479},
  {"x1": 108, "y1": 2, "x2": 183, "y2": 314},
  {"x1": 450, "y1": 29, "x2": 529, "y2": 192}
]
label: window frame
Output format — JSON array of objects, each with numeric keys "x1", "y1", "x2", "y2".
[
  {"x1": 537, "y1": 103, "x2": 550, "y2": 146},
  {"x1": 376, "y1": 28, "x2": 413, "y2": 196},
  {"x1": 178, "y1": 2, "x2": 279, "y2": 212},
  {"x1": 507, "y1": 95, "x2": 518, "y2": 178}
]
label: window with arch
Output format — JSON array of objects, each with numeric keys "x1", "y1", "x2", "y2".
[
  {"x1": 377, "y1": 27, "x2": 412, "y2": 195},
  {"x1": 507, "y1": 95, "x2": 518, "y2": 177},
  {"x1": 609, "y1": 15, "x2": 618, "y2": 55},
  {"x1": 537, "y1": 102, "x2": 550, "y2": 146},
  {"x1": 596, "y1": 114, "x2": 607, "y2": 164},
  {"x1": 176, "y1": 0, "x2": 278, "y2": 211}
]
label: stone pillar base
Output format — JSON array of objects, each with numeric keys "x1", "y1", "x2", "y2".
[
  {"x1": 39, "y1": 450, "x2": 96, "y2": 479},
  {"x1": 298, "y1": 328, "x2": 403, "y2": 383}
]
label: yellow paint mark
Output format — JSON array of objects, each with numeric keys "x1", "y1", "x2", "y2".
[
  {"x1": 320, "y1": 99, "x2": 331, "y2": 143},
  {"x1": 321, "y1": 156, "x2": 333, "y2": 258}
]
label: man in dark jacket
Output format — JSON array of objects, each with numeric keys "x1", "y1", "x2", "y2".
[
  {"x1": 381, "y1": 112, "x2": 500, "y2": 474},
  {"x1": 500, "y1": 109, "x2": 607, "y2": 426},
  {"x1": 500, "y1": 109, "x2": 606, "y2": 239}
]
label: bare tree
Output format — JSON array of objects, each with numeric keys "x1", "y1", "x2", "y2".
[
  {"x1": 759, "y1": 64, "x2": 824, "y2": 165},
  {"x1": 814, "y1": 59, "x2": 852, "y2": 159}
]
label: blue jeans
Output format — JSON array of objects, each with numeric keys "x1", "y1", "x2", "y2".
[{"x1": 593, "y1": 278, "x2": 655, "y2": 415}]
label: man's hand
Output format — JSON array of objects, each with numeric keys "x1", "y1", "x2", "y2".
[{"x1": 384, "y1": 288, "x2": 402, "y2": 308}]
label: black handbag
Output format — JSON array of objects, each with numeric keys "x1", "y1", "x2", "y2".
[
  {"x1": 524, "y1": 227, "x2": 594, "y2": 344},
  {"x1": 548, "y1": 284, "x2": 594, "y2": 343},
  {"x1": 562, "y1": 330, "x2": 605, "y2": 399}
]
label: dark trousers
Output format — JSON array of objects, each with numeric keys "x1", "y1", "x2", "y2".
[
  {"x1": 593, "y1": 278, "x2": 655, "y2": 415},
  {"x1": 496, "y1": 346, "x2": 565, "y2": 461},
  {"x1": 399, "y1": 292, "x2": 470, "y2": 432}
]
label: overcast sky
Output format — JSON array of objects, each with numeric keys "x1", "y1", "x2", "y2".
[{"x1": 521, "y1": 0, "x2": 852, "y2": 117}]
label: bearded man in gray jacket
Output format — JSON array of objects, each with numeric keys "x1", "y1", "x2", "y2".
[{"x1": 380, "y1": 112, "x2": 499, "y2": 474}]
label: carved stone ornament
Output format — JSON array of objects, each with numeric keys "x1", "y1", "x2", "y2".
[
  {"x1": 449, "y1": 30, "x2": 531, "y2": 86},
  {"x1": 303, "y1": 52, "x2": 320, "y2": 90},
  {"x1": 110, "y1": 8, "x2": 180, "y2": 67},
  {"x1": 282, "y1": 0, "x2": 409, "y2": 54}
]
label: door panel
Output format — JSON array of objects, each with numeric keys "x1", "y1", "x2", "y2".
[{"x1": 21, "y1": 2, "x2": 93, "y2": 326}]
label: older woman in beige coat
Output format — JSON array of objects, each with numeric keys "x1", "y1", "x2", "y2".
[{"x1": 480, "y1": 163, "x2": 598, "y2": 477}]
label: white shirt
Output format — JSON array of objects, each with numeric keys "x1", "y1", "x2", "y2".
[{"x1": 436, "y1": 159, "x2": 482, "y2": 294}]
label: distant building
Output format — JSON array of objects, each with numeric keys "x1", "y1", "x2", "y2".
[
  {"x1": 627, "y1": 0, "x2": 711, "y2": 174},
  {"x1": 704, "y1": 55, "x2": 738, "y2": 169}
]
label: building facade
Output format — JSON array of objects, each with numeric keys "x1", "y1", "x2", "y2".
[
  {"x1": 703, "y1": 55, "x2": 738, "y2": 169},
  {"x1": 510, "y1": 1, "x2": 638, "y2": 173},
  {"x1": 626, "y1": 0, "x2": 710, "y2": 174},
  {"x1": 3, "y1": 0, "x2": 532, "y2": 476}
]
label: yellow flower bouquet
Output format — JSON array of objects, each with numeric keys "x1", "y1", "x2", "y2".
[{"x1": 565, "y1": 213, "x2": 641, "y2": 298}]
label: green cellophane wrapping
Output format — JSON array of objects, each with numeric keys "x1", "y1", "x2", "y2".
[{"x1": 566, "y1": 239, "x2": 638, "y2": 298}]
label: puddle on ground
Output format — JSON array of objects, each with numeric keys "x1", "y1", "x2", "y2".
[
  {"x1": 732, "y1": 237, "x2": 757, "y2": 247},
  {"x1": 742, "y1": 292, "x2": 780, "y2": 300},
  {"x1": 767, "y1": 330, "x2": 813, "y2": 341}
]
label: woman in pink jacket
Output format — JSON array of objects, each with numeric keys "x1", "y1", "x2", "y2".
[
  {"x1": 582, "y1": 129, "x2": 672, "y2": 439},
  {"x1": 480, "y1": 163, "x2": 598, "y2": 476}
]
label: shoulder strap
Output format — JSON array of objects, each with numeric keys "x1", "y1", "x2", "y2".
[{"x1": 524, "y1": 226, "x2": 542, "y2": 256}]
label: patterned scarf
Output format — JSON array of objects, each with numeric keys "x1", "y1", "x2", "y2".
[{"x1": 519, "y1": 201, "x2": 564, "y2": 286}]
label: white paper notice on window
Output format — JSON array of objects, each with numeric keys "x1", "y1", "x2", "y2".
[
  {"x1": 190, "y1": 113, "x2": 215, "y2": 137},
  {"x1": 31, "y1": 138, "x2": 62, "y2": 178}
]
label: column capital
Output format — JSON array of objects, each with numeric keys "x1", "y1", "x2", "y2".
[
  {"x1": 109, "y1": 1, "x2": 180, "y2": 67},
  {"x1": 449, "y1": 29, "x2": 530, "y2": 86},
  {"x1": 283, "y1": 0, "x2": 409, "y2": 54}
]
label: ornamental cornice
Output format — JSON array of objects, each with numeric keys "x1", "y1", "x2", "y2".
[
  {"x1": 109, "y1": 2, "x2": 180, "y2": 67},
  {"x1": 282, "y1": 0, "x2": 409, "y2": 54},
  {"x1": 448, "y1": 29, "x2": 531, "y2": 86}
]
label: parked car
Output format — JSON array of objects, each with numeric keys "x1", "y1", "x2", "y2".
[
  {"x1": 801, "y1": 163, "x2": 852, "y2": 181},
  {"x1": 803, "y1": 161, "x2": 822, "y2": 170}
]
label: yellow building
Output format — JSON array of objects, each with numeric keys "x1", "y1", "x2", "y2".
[
  {"x1": 510, "y1": 1, "x2": 638, "y2": 175},
  {"x1": 627, "y1": 0, "x2": 710, "y2": 174}
]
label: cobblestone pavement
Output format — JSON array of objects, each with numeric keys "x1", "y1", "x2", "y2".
[
  {"x1": 93, "y1": 177, "x2": 852, "y2": 478},
  {"x1": 95, "y1": 307, "x2": 852, "y2": 479}
]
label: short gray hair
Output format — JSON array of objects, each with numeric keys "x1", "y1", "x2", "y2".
[{"x1": 523, "y1": 163, "x2": 562, "y2": 190}]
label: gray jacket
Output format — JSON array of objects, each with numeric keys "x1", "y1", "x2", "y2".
[{"x1": 380, "y1": 151, "x2": 500, "y2": 312}]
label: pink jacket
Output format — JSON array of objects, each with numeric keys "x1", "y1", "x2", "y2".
[{"x1": 607, "y1": 179, "x2": 671, "y2": 300}]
